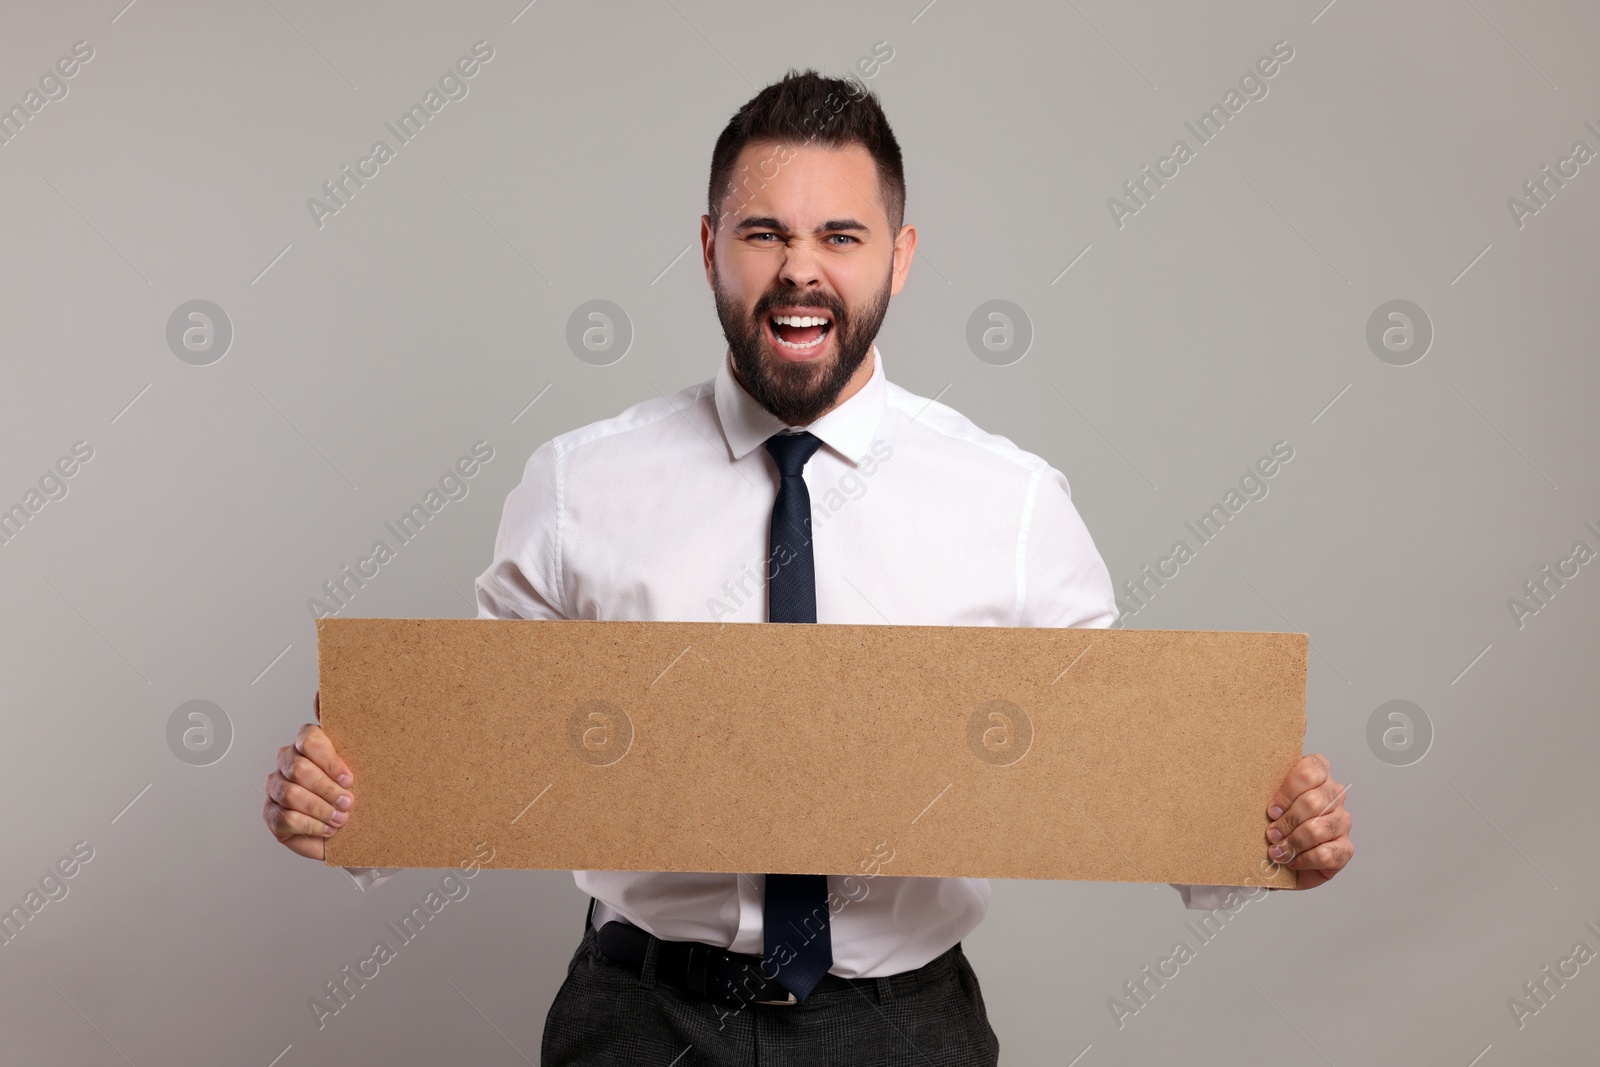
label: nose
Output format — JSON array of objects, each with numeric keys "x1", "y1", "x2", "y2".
[{"x1": 778, "y1": 242, "x2": 824, "y2": 290}]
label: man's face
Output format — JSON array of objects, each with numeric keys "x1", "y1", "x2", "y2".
[{"x1": 702, "y1": 141, "x2": 915, "y2": 426}]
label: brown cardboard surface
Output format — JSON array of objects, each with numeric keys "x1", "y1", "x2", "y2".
[{"x1": 320, "y1": 619, "x2": 1303, "y2": 889}]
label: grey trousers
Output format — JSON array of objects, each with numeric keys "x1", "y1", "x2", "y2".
[{"x1": 541, "y1": 919, "x2": 1001, "y2": 1066}]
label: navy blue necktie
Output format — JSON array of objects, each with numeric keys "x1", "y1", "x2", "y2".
[{"x1": 761, "y1": 430, "x2": 833, "y2": 1002}]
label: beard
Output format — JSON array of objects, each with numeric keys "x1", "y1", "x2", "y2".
[{"x1": 713, "y1": 267, "x2": 892, "y2": 426}]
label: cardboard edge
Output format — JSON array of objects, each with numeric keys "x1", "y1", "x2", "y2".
[{"x1": 317, "y1": 616, "x2": 337, "y2": 868}]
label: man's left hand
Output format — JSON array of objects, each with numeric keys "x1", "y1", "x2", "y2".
[{"x1": 1265, "y1": 754, "x2": 1353, "y2": 889}]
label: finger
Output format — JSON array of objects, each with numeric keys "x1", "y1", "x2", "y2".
[
  {"x1": 263, "y1": 797, "x2": 336, "y2": 842},
  {"x1": 1268, "y1": 809, "x2": 1349, "y2": 862},
  {"x1": 278, "y1": 833, "x2": 327, "y2": 861},
  {"x1": 261, "y1": 798, "x2": 328, "y2": 862},
  {"x1": 1268, "y1": 775, "x2": 1346, "y2": 842},
  {"x1": 277, "y1": 745, "x2": 352, "y2": 811},
  {"x1": 265, "y1": 771, "x2": 350, "y2": 829},
  {"x1": 294, "y1": 723, "x2": 353, "y2": 789},
  {"x1": 1279, "y1": 808, "x2": 1350, "y2": 855},
  {"x1": 1286, "y1": 837, "x2": 1352, "y2": 873},
  {"x1": 1267, "y1": 753, "x2": 1330, "y2": 820}
]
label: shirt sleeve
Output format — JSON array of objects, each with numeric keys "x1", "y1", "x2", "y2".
[
  {"x1": 1014, "y1": 464, "x2": 1117, "y2": 629},
  {"x1": 1170, "y1": 883, "x2": 1271, "y2": 911},
  {"x1": 337, "y1": 441, "x2": 567, "y2": 891},
  {"x1": 475, "y1": 438, "x2": 569, "y2": 621},
  {"x1": 1016, "y1": 465, "x2": 1263, "y2": 911},
  {"x1": 339, "y1": 867, "x2": 401, "y2": 892}
]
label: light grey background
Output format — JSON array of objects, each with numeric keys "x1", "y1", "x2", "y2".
[{"x1": 2, "y1": 0, "x2": 1596, "y2": 1063}]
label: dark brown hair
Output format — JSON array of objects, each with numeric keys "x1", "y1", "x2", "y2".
[{"x1": 707, "y1": 68, "x2": 906, "y2": 235}]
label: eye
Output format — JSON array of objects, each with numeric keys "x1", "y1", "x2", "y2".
[
  {"x1": 827, "y1": 234, "x2": 859, "y2": 245},
  {"x1": 749, "y1": 232, "x2": 780, "y2": 243}
]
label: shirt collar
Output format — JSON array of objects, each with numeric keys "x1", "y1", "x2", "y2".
[{"x1": 714, "y1": 342, "x2": 888, "y2": 465}]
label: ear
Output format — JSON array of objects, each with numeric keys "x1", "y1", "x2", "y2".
[
  {"x1": 700, "y1": 214, "x2": 717, "y2": 288},
  {"x1": 889, "y1": 222, "x2": 918, "y2": 297}
]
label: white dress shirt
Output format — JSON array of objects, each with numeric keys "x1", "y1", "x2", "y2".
[{"x1": 421, "y1": 343, "x2": 1255, "y2": 978}]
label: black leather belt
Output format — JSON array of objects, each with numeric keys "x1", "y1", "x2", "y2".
[{"x1": 594, "y1": 920, "x2": 868, "y2": 1007}]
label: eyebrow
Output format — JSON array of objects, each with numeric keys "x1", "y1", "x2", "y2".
[{"x1": 733, "y1": 216, "x2": 871, "y2": 235}]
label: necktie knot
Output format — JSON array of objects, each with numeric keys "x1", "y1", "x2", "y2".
[{"x1": 764, "y1": 431, "x2": 823, "y2": 478}]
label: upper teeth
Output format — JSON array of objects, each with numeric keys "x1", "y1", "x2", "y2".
[{"x1": 772, "y1": 314, "x2": 829, "y2": 327}]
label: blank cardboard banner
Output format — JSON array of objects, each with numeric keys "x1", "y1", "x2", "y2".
[{"x1": 320, "y1": 618, "x2": 1304, "y2": 889}]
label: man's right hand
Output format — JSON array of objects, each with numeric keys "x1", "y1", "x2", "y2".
[{"x1": 263, "y1": 691, "x2": 355, "y2": 860}]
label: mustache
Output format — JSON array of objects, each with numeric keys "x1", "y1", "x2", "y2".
[{"x1": 754, "y1": 293, "x2": 844, "y2": 318}]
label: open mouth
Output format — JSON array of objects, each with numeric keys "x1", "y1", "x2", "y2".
[{"x1": 766, "y1": 310, "x2": 834, "y2": 355}]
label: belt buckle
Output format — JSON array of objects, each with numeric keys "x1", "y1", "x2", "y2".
[{"x1": 752, "y1": 990, "x2": 798, "y2": 1006}]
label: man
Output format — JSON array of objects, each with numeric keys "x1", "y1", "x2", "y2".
[{"x1": 263, "y1": 70, "x2": 1353, "y2": 1064}]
